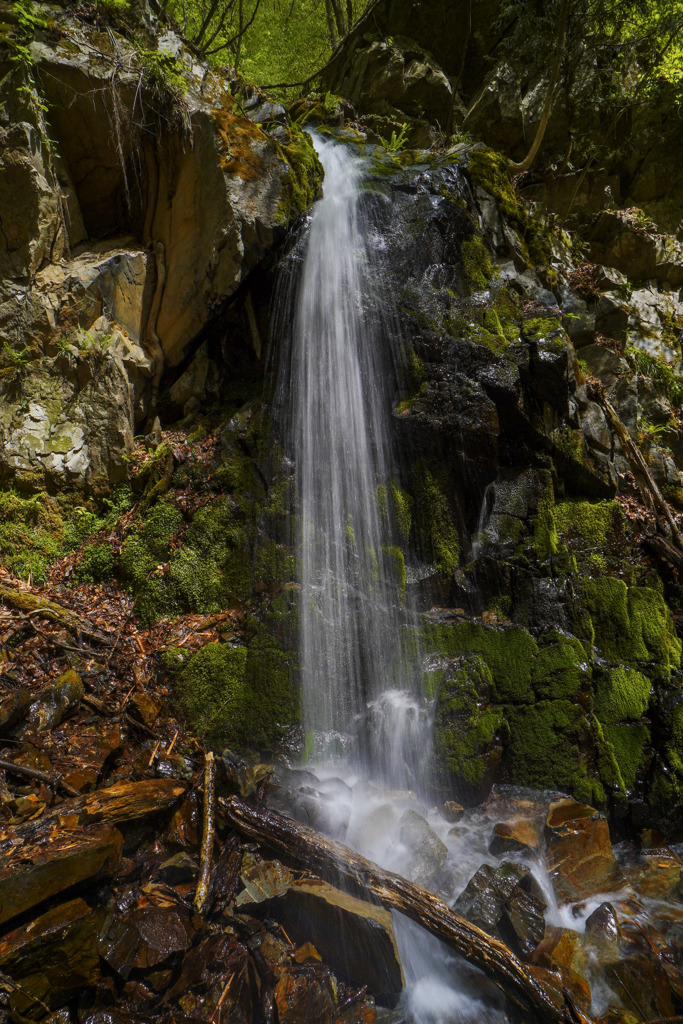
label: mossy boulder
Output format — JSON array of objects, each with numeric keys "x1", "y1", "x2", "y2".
[
  {"x1": 504, "y1": 701, "x2": 609, "y2": 806},
  {"x1": 173, "y1": 624, "x2": 298, "y2": 749},
  {"x1": 582, "y1": 578, "x2": 681, "y2": 674},
  {"x1": 421, "y1": 620, "x2": 537, "y2": 703},
  {"x1": 433, "y1": 655, "x2": 508, "y2": 805}
]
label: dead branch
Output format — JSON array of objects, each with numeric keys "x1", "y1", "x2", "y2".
[
  {"x1": 195, "y1": 750, "x2": 216, "y2": 913},
  {"x1": 221, "y1": 796, "x2": 594, "y2": 1024},
  {"x1": 0, "y1": 757, "x2": 80, "y2": 798}
]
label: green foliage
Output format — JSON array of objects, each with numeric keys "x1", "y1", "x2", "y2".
[
  {"x1": 461, "y1": 236, "x2": 493, "y2": 292},
  {"x1": 138, "y1": 48, "x2": 188, "y2": 97},
  {"x1": 629, "y1": 347, "x2": 683, "y2": 406},
  {"x1": 0, "y1": 488, "x2": 131, "y2": 585},
  {"x1": 379, "y1": 122, "x2": 410, "y2": 154}
]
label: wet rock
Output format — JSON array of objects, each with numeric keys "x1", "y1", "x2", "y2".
[
  {"x1": 585, "y1": 902, "x2": 621, "y2": 957},
  {"x1": 454, "y1": 859, "x2": 546, "y2": 958},
  {"x1": 440, "y1": 800, "x2": 464, "y2": 823},
  {"x1": 163, "y1": 791, "x2": 200, "y2": 848},
  {"x1": 0, "y1": 898, "x2": 102, "y2": 1017},
  {"x1": 489, "y1": 818, "x2": 541, "y2": 857},
  {"x1": 398, "y1": 809, "x2": 448, "y2": 887},
  {"x1": 158, "y1": 852, "x2": 199, "y2": 884},
  {"x1": 532, "y1": 927, "x2": 591, "y2": 1011},
  {"x1": 99, "y1": 904, "x2": 195, "y2": 977},
  {"x1": 130, "y1": 692, "x2": 162, "y2": 727},
  {"x1": 0, "y1": 687, "x2": 31, "y2": 734},
  {"x1": 502, "y1": 887, "x2": 547, "y2": 958},
  {"x1": 0, "y1": 825, "x2": 122, "y2": 926},
  {"x1": 629, "y1": 842, "x2": 682, "y2": 898},
  {"x1": 27, "y1": 669, "x2": 84, "y2": 732},
  {"x1": 602, "y1": 952, "x2": 676, "y2": 1019},
  {"x1": 62, "y1": 722, "x2": 125, "y2": 793},
  {"x1": 544, "y1": 799, "x2": 624, "y2": 904},
  {"x1": 248, "y1": 877, "x2": 404, "y2": 1003}
]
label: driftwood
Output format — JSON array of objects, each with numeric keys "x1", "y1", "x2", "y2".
[
  {"x1": 222, "y1": 796, "x2": 595, "y2": 1024},
  {"x1": 194, "y1": 750, "x2": 215, "y2": 913}
]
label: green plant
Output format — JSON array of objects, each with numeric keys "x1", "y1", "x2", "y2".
[{"x1": 379, "y1": 122, "x2": 410, "y2": 154}]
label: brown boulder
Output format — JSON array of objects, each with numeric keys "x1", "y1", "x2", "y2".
[{"x1": 544, "y1": 799, "x2": 624, "y2": 905}]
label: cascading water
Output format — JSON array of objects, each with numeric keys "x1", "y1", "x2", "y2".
[{"x1": 272, "y1": 134, "x2": 426, "y2": 791}]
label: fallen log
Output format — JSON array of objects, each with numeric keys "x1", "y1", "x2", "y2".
[
  {"x1": 194, "y1": 750, "x2": 215, "y2": 913},
  {"x1": 222, "y1": 796, "x2": 595, "y2": 1024},
  {"x1": 0, "y1": 584, "x2": 113, "y2": 647}
]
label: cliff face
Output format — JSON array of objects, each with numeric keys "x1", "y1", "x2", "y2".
[{"x1": 0, "y1": 0, "x2": 321, "y2": 493}]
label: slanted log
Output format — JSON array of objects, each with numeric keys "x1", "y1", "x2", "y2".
[{"x1": 222, "y1": 796, "x2": 595, "y2": 1024}]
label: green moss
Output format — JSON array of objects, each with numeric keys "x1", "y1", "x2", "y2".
[
  {"x1": 410, "y1": 464, "x2": 459, "y2": 574},
  {"x1": 175, "y1": 643, "x2": 250, "y2": 746},
  {"x1": 75, "y1": 542, "x2": 115, "y2": 583},
  {"x1": 594, "y1": 667, "x2": 651, "y2": 723},
  {"x1": 554, "y1": 499, "x2": 624, "y2": 547},
  {"x1": 0, "y1": 487, "x2": 131, "y2": 585},
  {"x1": 505, "y1": 700, "x2": 605, "y2": 805},
  {"x1": 254, "y1": 537, "x2": 295, "y2": 586},
  {"x1": 522, "y1": 317, "x2": 564, "y2": 343},
  {"x1": 420, "y1": 621, "x2": 537, "y2": 703},
  {"x1": 377, "y1": 481, "x2": 413, "y2": 543},
  {"x1": 532, "y1": 632, "x2": 590, "y2": 700},
  {"x1": 583, "y1": 578, "x2": 681, "y2": 672},
  {"x1": 381, "y1": 545, "x2": 406, "y2": 604},
  {"x1": 277, "y1": 127, "x2": 324, "y2": 224},
  {"x1": 433, "y1": 656, "x2": 506, "y2": 791},
  {"x1": 604, "y1": 723, "x2": 650, "y2": 790},
  {"x1": 532, "y1": 472, "x2": 559, "y2": 558},
  {"x1": 467, "y1": 148, "x2": 519, "y2": 221},
  {"x1": 461, "y1": 236, "x2": 493, "y2": 292}
]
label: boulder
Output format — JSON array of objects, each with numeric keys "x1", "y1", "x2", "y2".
[
  {"x1": 544, "y1": 799, "x2": 624, "y2": 904},
  {"x1": 398, "y1": 809, "x2": 448, "y2": 886},
  {"x1": 0, "y1": 898, "x2": 102, "y2": 1018},
  {"x1": 247, "y1": 875, "x2": 404, "y2": 1004}
]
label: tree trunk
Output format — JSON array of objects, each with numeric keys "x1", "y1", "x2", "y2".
[
  {"x1": 221, "y1": 796, "x2": 595, "y2": 1024},
  {"x1": 507, "y1": 0, "x2": 568, "y2": 174}
]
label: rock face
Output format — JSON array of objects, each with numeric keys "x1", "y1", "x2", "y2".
[{"x1": 0, "y1": 0, "x2": 322, "y2": 494}]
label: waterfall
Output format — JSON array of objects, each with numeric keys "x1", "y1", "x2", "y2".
[
  {"x1": 270, "y1": 135, "x2": 506, "y2": 1024},
  {"x1": 272, "y1": 134, "x2": 425, "y2": 788}
]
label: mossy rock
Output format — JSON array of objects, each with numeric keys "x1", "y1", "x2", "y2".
[
  {"x1": 409, "y1": 463, "x2": 459, "y2": 575},
  {"x1": 582, "y1": 578, "x2": 681, "y2": 673},
  {"x1": 604, "y1": 722, "x2": 650, "y2": 791},
  {"x1": 420, "y1": 620, "x2": 537, "y2": 703},
  {"x1": 594, "y1": 667, "x2": 652, "y2": 723},
  {"x1": 433, "y1": 655, "x2": 508, "y2": 804},
  {"x1": 505, "y1": 700, "x2": 607, "y2": 806},
  {"x1": 277, "y1": 128, "x2": 324, "y2": 224},
  {"x1": 532, "y1": 632, "x2": 590, "y2": 701},
  {"x1": 174, "y1": 629, "x2": 298, "y2": 749},
  {"x1": 460, "y1": 235, "x2": 493, "y2": 292}
]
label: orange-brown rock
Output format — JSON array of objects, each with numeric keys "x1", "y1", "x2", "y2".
[
  {"x1": 489, "y1": 818, "x2": 542, "y2": 857},
  {"x1": 0, "y1": 825, "x2": 121, "y2": 926},
  {"x1": 544, "y1": 799, "x2": 624, "y2": 904},
  {"x1": 0, "y1": 898, "x2": 102, "y2": 1018}
]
